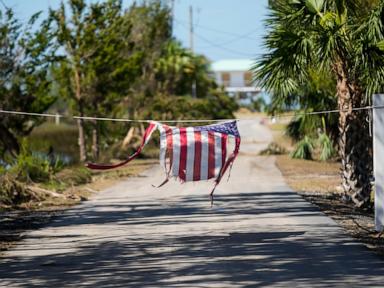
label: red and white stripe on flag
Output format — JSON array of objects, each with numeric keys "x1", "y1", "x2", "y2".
[{"x1": 159, "y1": 125, "x2": 228, "y2": 182}]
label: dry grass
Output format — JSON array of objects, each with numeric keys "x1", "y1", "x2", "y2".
[
  {"x1": 276, "y1": 155, "x2": 340, "y2": 194},
  {"x1": 82, "y1": 159, "x2": 157, "y2": 195},
  {"x1": 268, "y1": 123, "x2": 294, "y2": 152},
  {"x1": 268, "y1": 120, "x2": 340, "y2": 194},
  {"x1": 22, "y1": 159, "x2": 157, "y2": 211},
  {"x1": 268, "y1": 123, "x2": 287, "y2": 131}
]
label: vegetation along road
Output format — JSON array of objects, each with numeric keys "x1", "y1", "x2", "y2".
[{"x1": 1, "y1": 119, "x2": 384, "y2": 287}]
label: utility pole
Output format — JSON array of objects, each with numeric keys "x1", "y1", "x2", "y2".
[
  {"x1": 170, "y1": 0, "x2": 175, "y2": 32},
  {"x1": 189, "y1": 5, "x2": 194, "y2": 52},
  {"x1": 189, "y1": 5, "x2": 197, "y2": 98}
]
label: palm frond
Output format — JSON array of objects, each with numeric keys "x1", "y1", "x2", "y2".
[
  {"x1": 290, "y1": 136, "x2": 314, "y2": 160},
  {"x1": 353, "y1": 1, "x2": 384, "y2": 96},
  {"x1": 318, "y1": 133, "x2": 335, "y2": 161},
  {"x1": 253, "y1": 1, "x2": 318, "y2": 98}
]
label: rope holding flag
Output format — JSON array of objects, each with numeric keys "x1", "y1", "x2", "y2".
[
  {"x1": 86, "y1": 122, "x2": 158, "y2": 170},
  {"x1": 87, "y1": 121, "x2": 241, "y2": 205}
]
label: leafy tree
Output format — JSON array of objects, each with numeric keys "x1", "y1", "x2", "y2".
[
  {"x1": 172, "y1": 52, "x2": 219, "y2": 99},
  {"x1": 50, "y1": 0, "x2": 91, "y2": 162},
  {"x1": 154, "y1": 39, "x2": 223, "y2": 98},
  {"x1": 0, "y1": 9, "x2": 55, "y2": 159},
  {"x1": 79, "y1": 1, "x2": 141, "y2": 160},
  {"x1": 50, "y1": 0, "x2": 237, "y2": 163},
  {"x1": 50, "y1": 0, "x2": 141, "y2": 161},
  {"x1": 116, "y1": 3, "x2": 237, "y2": 126},
  {"x1": 92, "y1": 1, "x2": 174, "y2": 155},
  {"x1": 254, "y1": 0, "x2": 384, "y2": 207},
  {"x1": 121, "y1": 1, "x2": 173, "y2": 121}
]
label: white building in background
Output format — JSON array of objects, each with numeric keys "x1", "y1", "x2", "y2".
[{"x1": 211, "y1": 59, "x2": 262, "y2": 105}]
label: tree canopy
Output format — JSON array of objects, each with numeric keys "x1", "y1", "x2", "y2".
[
  {"x1": 0, "y1": 0, "x2": 237, "y2": 165},
  {"x1": 0, "y1": 9, "x2": 56, "y2": 159}
]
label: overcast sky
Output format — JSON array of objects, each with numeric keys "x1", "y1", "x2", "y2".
[{"x1": 4, "y1": 0, "x2": 269, "y2": 62}]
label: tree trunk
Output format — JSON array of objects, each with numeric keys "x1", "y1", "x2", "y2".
[
  {"x1": 0, "y1": 122, "x2": 20, "y2": 157},
  {"x1": 77, "y1": 101, "x2": 87, "y2": 162},
  {"x1": 74, "y1": 67, "x2": 87, "y2": 162},
  {"x1": 91, "y1": 119, "x2": 99, "y2": 160},
  {"x1": 336, "y1": 63, "x2": 372, "y2": 207},
  {"x1": 77, "y1": 117, "x2": 86, "y2": 162},
  {"x1": 140, "y1": 123, "x2": 145, "y2": 139},
  {"x1": 122, "y1": 126, "x2": 135, "y2": 148}
]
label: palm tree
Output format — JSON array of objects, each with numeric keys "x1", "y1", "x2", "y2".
[
  {"x1": 254, "y1": 0, "x2": 384, "y2": 207},
  {"x1": 155, "y1": 40, "x2": 193, "y2": 95}
]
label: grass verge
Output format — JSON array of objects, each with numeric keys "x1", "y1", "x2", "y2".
[{"x1": 275, "y1": 155, "x2": 340, "y2": 194}]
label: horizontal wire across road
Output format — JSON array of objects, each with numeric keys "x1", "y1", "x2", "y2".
[{"x1": 0, "y1": 105, "x2": 384, "y2": 123}]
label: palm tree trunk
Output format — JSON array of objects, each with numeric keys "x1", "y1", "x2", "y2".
[{"x1": 336, "y1": 64, "x2": 372, "y2": 207}]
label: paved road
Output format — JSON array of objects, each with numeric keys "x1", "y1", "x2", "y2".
[{"x1": 1, "y1": 119, "x2": 384, "y2": 287}]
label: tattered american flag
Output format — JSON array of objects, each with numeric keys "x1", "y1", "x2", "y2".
[{"x1": 87, "y1": 121, "x2": 241, "y2": 202}]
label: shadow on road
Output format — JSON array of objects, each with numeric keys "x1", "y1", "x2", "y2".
[{"x1": 1, "y1": 191, "x2": 384, "y2": 287}]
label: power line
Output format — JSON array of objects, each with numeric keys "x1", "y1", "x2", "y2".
[
  {"x1": 193, "y1": 32, "x2": 256, "y2": 57},
  {"x1": 176, "y1": 19, "x2": 256, "y2": 57},
  {"x1": 198, "y1": 28, "x2": 262, "y2": 50},
  {"x1": 175, "y1": 18, "x2": 261, "y2": 41},
  {"x1": 0, "y1": 0, "x2": 9, "y2": 10}
]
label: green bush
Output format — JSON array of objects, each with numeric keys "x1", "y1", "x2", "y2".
[
  {"x1": 0, "y1": 165, "x2": 6, "y2": 175},
  {"x1": 289, "y1": 133, "x2": 335, "y2": 161},
  {"x1": 9, "y1": 139, "x2": 68, "y2": 183},
  {"x1": 10, "y1": 141, "x2": 51, "y2": 182},
  {"x1": 286, "y1": 113, "x2": 320, "y2": 142},
  {"x1": 291, "y1": 136, "x2": 314, "y2": 160},
  {"x1": 32, "y1": 152, "x2": 67, "y2": 173}
]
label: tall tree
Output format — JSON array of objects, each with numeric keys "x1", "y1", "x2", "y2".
[
  {"x1": 0, "y1": 9, "x2": 55, "y2": 159},
  {"x1": 122, "y1": 1, "x2": 173, "y2": 121},
  {"x1": 50, "y1": 0, "x2": 90, "y2": 162},
  {"x1": 254, "y1": 0, "x2": 384, "y2": 207},
  {"x1": 79, "y1": 0, "x2": 141, "y2": 160},
  {"x1": 50, "y1": 0, "x2": 138, "y2": 161},
  {"x1": 154, "y1": 40, "x2": 218, "y2": 98}
]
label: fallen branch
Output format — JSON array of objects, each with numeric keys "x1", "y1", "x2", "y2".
[
  {"x1": 351, "y1": 218, "x2": 373, "y2": 234},
  {"x1": 27, "y1": 186, "x2": 66, "y2": 199},
  {"x1": 84, "y1": 187, "x2": 98, "y2": 193}
]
